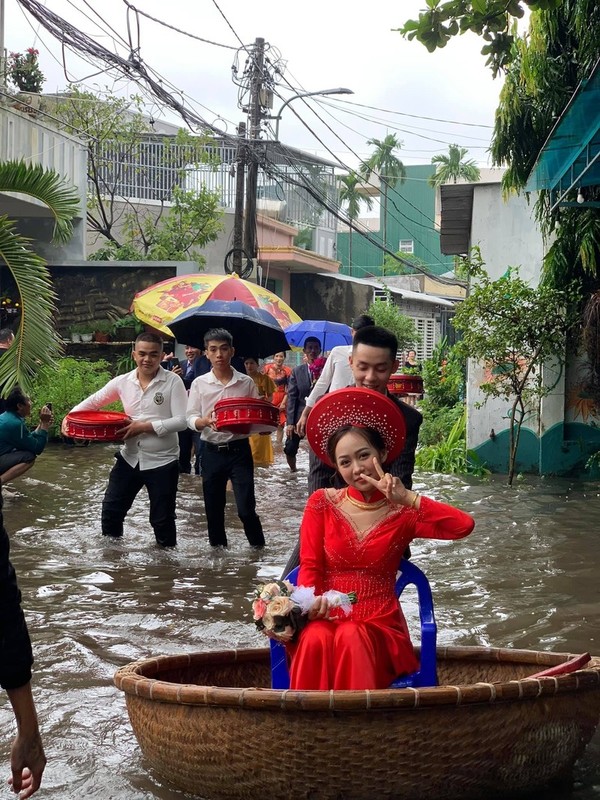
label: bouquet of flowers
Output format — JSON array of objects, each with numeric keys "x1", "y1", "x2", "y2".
[
  {"x1": 309, "y1": 356, "x2": 328, "y2": 384},
  {"x1": 252, "y1": 580, "x2": 357, "y2": 642}
]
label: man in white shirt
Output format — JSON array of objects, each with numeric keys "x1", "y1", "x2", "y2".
[
  {"x1": 295, "y1": 315, "x2": 375, "y2": 438},
  {"x1": 63, "y1": 333, "x2": 188, "y2": 547},
  {"x1": 186, "y1": 328, "x2": 265, "y2": 549}
]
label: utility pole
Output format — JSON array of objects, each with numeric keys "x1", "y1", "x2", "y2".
[
  {"x1": 231, "y1": 121, "x2": 246, "y2": 274},
  {"x1": 243, "y1": 37, "x2": 266, "y2": 270},
  {"x1": 0, "y1": 0, "x2": 6, "y2": 87}
]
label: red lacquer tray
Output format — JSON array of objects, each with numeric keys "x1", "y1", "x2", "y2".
[
  {"x1": 387, "y1": 374, "x2": 424, "y2": 395},
  {"x1": 214, "y1": 398, "x2": 278, "y2": 435},
  {"x1": 65, "y1": 411, "x2": 129, "y2": 441}
]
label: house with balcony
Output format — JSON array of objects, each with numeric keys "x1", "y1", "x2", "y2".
[
  {"x1": 0, "y1": 97, "x2": 87, "y2": 261},
  {"x1": 86, "y1": 131, "x2": 341, "y2": 306}
]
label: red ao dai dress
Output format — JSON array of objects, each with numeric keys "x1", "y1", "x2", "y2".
[{"x1": 288, "y1": 486, "x2": 475, "y2": 691}]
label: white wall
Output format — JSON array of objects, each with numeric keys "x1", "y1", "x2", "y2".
[{"x1": 465, "y1": 186, "x2": 561, "y2": 457}]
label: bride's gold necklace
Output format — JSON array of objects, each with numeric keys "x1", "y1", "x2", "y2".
[{"x1": 345, "y1": 489, "x2": 388, "y2": 511}]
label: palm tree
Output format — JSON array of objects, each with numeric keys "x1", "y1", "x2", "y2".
[
  {"x1": 428, "y1": 144, "x2": 481, "y2": 187},
  {"x1": 360, "y1": 134, "x2": 406, "y2": 251},
  {"x1": 0, "y1": 161, "x2": 80, "y2": 393},
  {"x1": 338, "y1": 171, "x2": 373, "y2": 273}
]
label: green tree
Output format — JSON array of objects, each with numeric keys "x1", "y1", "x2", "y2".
[
  {"x1": 428, "y1": 144, "x2": 481, "y2": 187},
  {"x1": 365, "y1": 290, "x2": 419, "y2": 353},
  {"x1": 452, "y1": 249, "x2": 579, "y2": 485},
  {"x1": 90, "y1": 186, "x2": 222, "y2": 264},
  {"x1": 52, "y1": 87, "x2": 222, "y2": 266},
  {"x1": 400, "y1": 1, "x2": 600, "y2": 291},
  {"x1": 381, "y1": 251, "x2": 429, "y2": 276},
  {"x1": 0, "y1": 161, "x2": 79, "y2": 393},
  {"x1": 490, "y1": 3, "x2": 600, "y2": 289},
  {"x1": 398, "y1": 0, "x2": 563, "y2": 76},
  {"x1": 360, "y1": 134, "x2": 406, "y2": 252},
  {"x1": 338, "y1": 171, "x2": 373, "y2": 271}
]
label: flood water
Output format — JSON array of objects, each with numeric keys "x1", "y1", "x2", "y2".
[{"x1": 1, "y1": 440, "x2": 599, "y2": 799}]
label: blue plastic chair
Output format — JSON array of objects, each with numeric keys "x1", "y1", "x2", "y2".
[{"x1": 269, "y1": 559, "x2": 438, "y2": 690}]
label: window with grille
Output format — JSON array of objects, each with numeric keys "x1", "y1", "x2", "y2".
[
  {"x1": 399, "y1": 239, "x2": 414, "y2": 254},
  {"x1": 373, "y1": 289, "x2": 389, "y2": 302},
  {"x1": 413, "y1": 317, "x2": 436, "y2": 360}
]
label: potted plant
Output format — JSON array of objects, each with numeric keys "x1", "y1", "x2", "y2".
[
  {"x1": 111, "y1": 314, "x2": 143, "y2": 342},
  {"x1": 92, "y1": 319, "x2": 113, "y2": 343},
  {"x1": 69, "y1": 322, "x2": 94, "y2": 342},
  {"x1": 7, "y1": 49, "x2": 45, "y2": 106}
]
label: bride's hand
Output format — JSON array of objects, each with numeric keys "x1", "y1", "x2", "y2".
[
  {"x1": 361, "y1": 458, "x2": 413, "y2": 506},
  {"x1": 308, "y1": 595, "x2": 330, "y2": 620}
]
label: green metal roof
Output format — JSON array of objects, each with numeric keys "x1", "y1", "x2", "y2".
[{"x1": 525, "y1": 58, "x2": 600, "y2": 209}]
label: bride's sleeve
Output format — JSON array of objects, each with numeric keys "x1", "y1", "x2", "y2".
[
  {"x1": 414, "y1": 496, "x2": 475, "y2": 541},
  {"x1": 298, "y1": 491, "x2": 326, "y2": 594}
]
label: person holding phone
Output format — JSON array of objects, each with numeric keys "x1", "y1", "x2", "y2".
[{"x1": 0, "y1": 387, "x2": 53, "y2": 491}]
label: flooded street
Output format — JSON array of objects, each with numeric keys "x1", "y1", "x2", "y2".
[{"x1": 1, "y1": 440, "x2": 599, "y2": 799}]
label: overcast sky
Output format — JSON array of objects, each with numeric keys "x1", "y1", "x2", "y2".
[{"x1": 4, "y1": 0, "x2": 504, "y2": 170}]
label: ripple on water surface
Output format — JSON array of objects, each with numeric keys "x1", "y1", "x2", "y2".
[{"x1": 1, "y1": 443, "x2": 599, "y2": 798}]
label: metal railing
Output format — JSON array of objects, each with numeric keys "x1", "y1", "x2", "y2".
[{"x1": 91, "y1": 138, "x2": 337, "y2": 233}]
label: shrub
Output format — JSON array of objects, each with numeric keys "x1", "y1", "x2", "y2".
[
  {"x1": 416, "y1": 411, "x2": 489, "y2": 476},
  {"x1": 29, "y1": 357, "x2": 122, "y2": 439},
  {"x1": 418, "y1": 401, "x2": 464, "y2": 447}
]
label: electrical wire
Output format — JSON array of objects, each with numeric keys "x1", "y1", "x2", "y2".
[
  {"x1": 315, "y1": 97, "x2": 492, "y2": 145},
  {"x1": 325, "y1": 96, "x2": 494, "y2": 129},
  {"x1": 263, "y1": 152, "x2": 463, "y2": 285},
  {"x1": 120, "y1": 2, "x2": 239, "y2": 50},
  {"x1": 15, "y1": 0, "x2": 242, "y2": 146}
]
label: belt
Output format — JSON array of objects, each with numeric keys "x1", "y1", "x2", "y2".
[{"x1": 204, "y1": 439, "x2": 249, "y2": 453}]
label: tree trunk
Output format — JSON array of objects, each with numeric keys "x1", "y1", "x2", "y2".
[
  {"x1": 348, "y1": 231, "x2": 353, "y2": 276},
  {"x1": 382, "y1": 187, "x2": 388, "y2": 251},
  {"x1": 507, "y1": 395, "x2": 525, "y2": 486}
]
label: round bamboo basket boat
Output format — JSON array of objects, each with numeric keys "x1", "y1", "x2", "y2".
[{"x1": 114, "y1": 645, "x2": 600, "y2": 800}]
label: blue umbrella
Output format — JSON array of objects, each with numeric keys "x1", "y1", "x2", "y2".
[
  {"x1": 167, "y1": 299, "x2": 288, "y2": 358},
  {"x1": 283, "y1": 320, "x2": 353, "y2": 351}
]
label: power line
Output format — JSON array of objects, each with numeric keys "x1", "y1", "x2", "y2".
[
  {"x1": 15, "y1": 0, "x2": 242, "y2": 146},
  {"x1": 263, "y1": 153, "x2": 463, "y2": 286},
  {"x1": 329, "y1": 97, "x2": 494, "y2": 129},
  {"x1": 120, "y1": 2, "x2": 238, "y2": 50}
]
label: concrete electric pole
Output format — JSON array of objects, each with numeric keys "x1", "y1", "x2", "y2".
[{"x1": 242, "y1": 37, "x2": 266, "y2": 268}]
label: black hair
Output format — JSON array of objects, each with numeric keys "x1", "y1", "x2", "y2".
[
  {"x1": 352, "y1": 326, "x2": 398, "y2": 361},
  {"x1": 351, "y1": 314, "x2": 375, "y2": 331},
  {"x1": 304, "y1": 336, "x2": 322, "y2": 349},
  {"x1": 326, "y1": 424, "x2": 388, "y2": 466},
  {"x1": 204, "y1": 328, "x2": 233, "y2": 347},
  {"x1": 5, "y1": 385, "x2": 29, "y2": 413},
  {"x1": 244, "y1": 355, "x2": 259, "y2": 364},
  {"x1": 134, "y1": 332, "x2": 163, "y2": 348}
]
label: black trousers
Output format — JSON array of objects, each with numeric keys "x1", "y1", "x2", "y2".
[
  {"x1": 201, "y1": 439, "x2": 265, "y2": 548},
  {"x1": 178, "y1": 428, "x2": 203, "y2": 475},
  {"x1": 101, "y1": 453, "x2": 179, "y2": 546}
]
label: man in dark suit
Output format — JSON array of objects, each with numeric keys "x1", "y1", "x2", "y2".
[
  {"x1": 170, "y1": 345, "x2": 206, "y2": 474},
  {"x1": 282, "y1": 325, "x2": 422, "y2": 575},
  {"x1": 284, "y1": 336, "x2": 322, "y2": 472}
]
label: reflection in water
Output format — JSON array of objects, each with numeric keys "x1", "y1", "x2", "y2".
[{"x1": 1, "y1": 441, "x2": 599, "y2": 799}]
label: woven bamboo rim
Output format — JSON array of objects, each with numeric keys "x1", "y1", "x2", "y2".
[{"x1": 114, "y1": 645, "x2": 600, "y2": 712}]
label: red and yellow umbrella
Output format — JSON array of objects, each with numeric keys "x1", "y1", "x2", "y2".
[{"x1": 131, "y1": 273, "x2": 302, "y2": 336}]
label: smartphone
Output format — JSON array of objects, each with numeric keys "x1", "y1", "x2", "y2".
[{"x1": 170, "y1": 357, "x2": 180, "y2": 369}]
